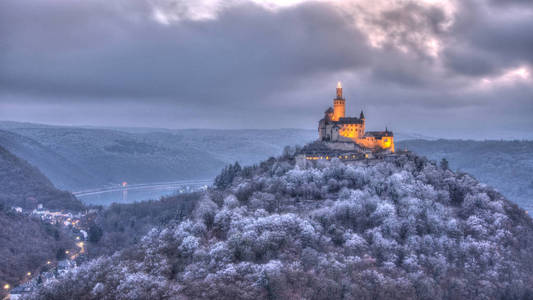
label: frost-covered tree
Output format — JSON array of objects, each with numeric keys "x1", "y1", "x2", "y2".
[{"x1": 27, "y1": 149, "x2": 533, "y2": 300}]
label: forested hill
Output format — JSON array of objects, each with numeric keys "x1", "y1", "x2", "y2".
[
  {"x1": 398, "y1": 139, "x2": 533, "y2": 213},
  {"x1": 28, "y1": 150, "x2": 533, "y2": 299},
  {"x1": 0, "y1": 146, "x2": 79, "y2": 297},
  {"x1": 0, "y1": 122, "x2": 317, "y2": 190},
  {"x1": 0, "y1": 145, "x2": 84, "y2": 211},
  {"x1": 0, "y1": 210, "x2": 74, "y2": 298}
]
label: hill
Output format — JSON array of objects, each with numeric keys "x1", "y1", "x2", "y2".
[
  {"x1": 2, "y1": 122, "x2": 532, "y2": 214},
  {"x1": 0, "y1": 210, "x2": 74, "y2": 297},
  {"x1": 0, "y1": 145, "x2": 83, "y2": 211},
  {"x1": 0, "y1": 126, "x2": 227, "y2": 190},
  {"x1": 0, "y1": 122, "x2": 317, "y2": 190},
  {"x1": 27, "y1": 150, "x2": 533, "y2": 299},
  {"x1": 0, "y1": 146, "x2": 79, "y2": 297},
  {"x1": 82, "y1": 192, "x2": 202, "y2": 258},
  {"x1": 398, "y1": 139, "x2": 533, "y2": 213},
  {"x1": 0, "y1": 129, "x2": 97, "y2": 190}
]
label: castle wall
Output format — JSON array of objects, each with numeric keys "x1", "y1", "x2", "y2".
[
  {"x1": 355, "y1": 136, "x2": 394, "y2": 152},
  {"x1": 324, "y1": 141, "x2": 359, "y2": 151},
  {"x1": 381, "y1": 136, "x2": 394, "y2": 152},
  {"x1": 339, "y1": 124, "x2": 364, "y2": 139}
]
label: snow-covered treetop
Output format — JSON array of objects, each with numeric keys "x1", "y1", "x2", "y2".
[{"x1": 27, "y1": 150, "x2": 533, "y2": 300}]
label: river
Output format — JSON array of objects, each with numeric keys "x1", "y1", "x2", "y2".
[{"x1": 74, "y1": 180, "x2": 211, "y2": 206}]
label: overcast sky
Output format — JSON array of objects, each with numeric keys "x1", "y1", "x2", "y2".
[{"x1": 0, "y1": 0, "x2": 532, "y2": 139}]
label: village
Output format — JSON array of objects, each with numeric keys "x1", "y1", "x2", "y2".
[
  {"x1": 3, "y1": 205, "x2": 90, "y2": 300},
  {"x1": 2, "y1": 180, "x2": 209, "y2": 300}
]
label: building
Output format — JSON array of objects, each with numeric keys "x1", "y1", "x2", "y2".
[
  {"x1": 318, "y1": 82, "x2": 394, "y2": 152},
  {"x1": 57, "y1": 259, "x2": 76, "y2": 275},
  {"x1": 6, "y1": 281, "x2": 35, "y2": 300}
]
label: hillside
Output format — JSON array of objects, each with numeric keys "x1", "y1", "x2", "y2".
[
  {"x1": 0, "y1": 126, "x2": 226, "y2": 190},
  {"x1": 82, "y1": 192, "x2": 202, "y2": 258},
  {"x1": 0, "y1": 210, "x2": 74, "y2": 297},
  {"x1": 0, "y1": 129, "x2": 97, "y2": 190},
  {"x1": 0, "y1": 146, "x2": 79, "y2": 296},
  {"x1": 0, "y1": 145, "x2": 83, "y2": 211},
  {"x1": 27, "y1": 151, "x2": 533, "y2": 299},
  {"x1": 398, "y1": 140, "x2": 533, "y2": 213},
  {"x1": 0, "y1": 122, "x2": 317, "y2": 190}
]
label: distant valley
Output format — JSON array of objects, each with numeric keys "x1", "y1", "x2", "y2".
[
  {"x1": 0, "y1": 122, "x2": 317, "y2": 191},
  {"x1": 0, "y1": 122, "x2": 531, "y2": 213}
]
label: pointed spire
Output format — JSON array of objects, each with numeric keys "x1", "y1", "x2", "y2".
[
  {"x1": 360, "y1": 110, "x2": 365, "y2": 119},
  {"x1": 336, "y1": 81, "x2": 343, "y2": 99}
]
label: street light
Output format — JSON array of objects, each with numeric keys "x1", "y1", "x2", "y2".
[
  {"x1": 65, "y1": 250, "x2": 70, "y2": 254},
  {"x1": 3, "y1": 283, "x2": 9, "y2": 290},
  {"x1": 27, "y1": 272, "x2": 31, "y2": 276},
  {"x1": 47, "y1": 261, "x2": 51, "y2": 265}
]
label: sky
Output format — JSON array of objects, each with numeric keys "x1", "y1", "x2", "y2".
[{"x1": 0, "y1": 0, "x2": 532, "y2": 139}]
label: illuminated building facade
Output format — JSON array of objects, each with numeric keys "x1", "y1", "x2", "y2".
[{"x1": 318, "y1": 82, "x2": 394, "y2": 152}]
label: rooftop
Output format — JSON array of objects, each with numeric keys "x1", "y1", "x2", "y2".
[{"x1": 336, "y1": 117, "x2": 364, "y2": 124}]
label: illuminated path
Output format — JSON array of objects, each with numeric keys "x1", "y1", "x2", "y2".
[{"x1": 72, "y1": 179, "x2": 212, "y2": 197}]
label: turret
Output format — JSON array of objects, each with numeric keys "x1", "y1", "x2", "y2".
[
  {"x1": 333, "y1": 81, "x2": 345, "y2": 121},
  {"x1": 325, "y1": 107, "x2": 334, "y2": 121},
  {"x1": 359, "y1": 110, "x2": 366, "y2": 136}
]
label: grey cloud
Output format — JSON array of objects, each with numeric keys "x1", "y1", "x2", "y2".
[
  {"x1": 0, "y1": 0, "x2": 532, "y2": 138},
  {"x1": 442, "y1": 0, "x2": 533, "y2": 77},
  {"x1": 0, "y1": 0, "x2": 371, "y2": 104},
  {"x1": 443, "y1": 48, "x2": 498, "y2": 77}
]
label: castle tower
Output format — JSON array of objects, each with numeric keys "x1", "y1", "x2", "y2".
[{"x1": 332, "y1": 81, "x2": 345, "y2": 121}]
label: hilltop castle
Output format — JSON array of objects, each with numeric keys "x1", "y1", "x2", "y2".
[{"x1": 318, "y1": 82, "x2": 394, "y2": 152}]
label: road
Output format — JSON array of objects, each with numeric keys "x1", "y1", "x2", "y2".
[{"x1": 73, "y1": 179, "x2": 212, "y2": 197}]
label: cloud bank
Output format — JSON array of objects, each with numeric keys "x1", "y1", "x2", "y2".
[{"x1": 0, "y1": 0, "x2": 532, "y2": 138}]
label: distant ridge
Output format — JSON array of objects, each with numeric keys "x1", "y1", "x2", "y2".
[{"x1": 0, "y1": 145, "x2": 83, "y2": 211}]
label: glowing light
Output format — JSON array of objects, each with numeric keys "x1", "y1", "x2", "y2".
[
  {"x1": 27, "y1": 272, "x2": 31, "y2": 276},
  {"x1": 382, "y1": 138, "x2": 392, "y2": 148},
  {"x1": 337, "y1": 81, "x2": 342, "y2": 89},
  {"x1": 3, "y1": 284, "x2": 9, "y2": 290}
]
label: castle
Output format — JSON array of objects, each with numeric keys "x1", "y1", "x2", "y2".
[{"x1": 318, "y1": 82, "x2": 394, "y2": 152}]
